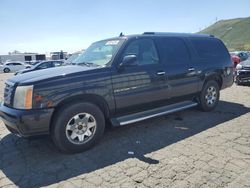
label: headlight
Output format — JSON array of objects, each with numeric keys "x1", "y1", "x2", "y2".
[
  {"x1": 13, "y1": 85, "x2": 33, "y2": 109},
  {"x1": 236, "y1": 64, "x2": 243, "y2": 70}
]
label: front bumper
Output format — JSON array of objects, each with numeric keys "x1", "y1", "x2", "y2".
[
  {"x1": 0, "y1": 103, "x2": 54, "y2": 137},
  {"x1": 236, "y1": 70, "x2": 250, "y2": 83}
]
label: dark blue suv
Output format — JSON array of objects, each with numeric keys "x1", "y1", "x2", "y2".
[{"x1": 0, "y1": 32, "x2": 233, "y2": 153}]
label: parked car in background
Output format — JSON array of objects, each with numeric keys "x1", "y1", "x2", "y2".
[
  {"x1": 238, "y1": 52, "x2": 249, "y2": 61},
  {"x1": 0, "y1": 33, "x2": 234, "y2": 153},
  {"x1": 235, "y1": 59, "x2": 250, "y2": 85},
  {"x1": 231, "y1": 52, "x2": 249, "y2": 62},
  {"x1": 0, "y1": 62, "x2": 31, "y2": 73},
  {"x1": 15, "y1": 60, "x2": 64, "y2": 75},
  {"x1": 231, "y1": 55, "x2": 240, "y2": 67}
]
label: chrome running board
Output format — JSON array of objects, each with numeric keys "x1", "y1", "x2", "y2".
[{"x1": 111, "y1": 101, "x2": 198, "y2": 126}]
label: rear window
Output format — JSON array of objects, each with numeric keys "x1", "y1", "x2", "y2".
[{"x1": 190, "y1": 38, "x2": 228, "y2": 60}]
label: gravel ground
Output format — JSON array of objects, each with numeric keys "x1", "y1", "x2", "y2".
[{"x1": 0, "y1": 73, "x2": 250, "y2": 188}]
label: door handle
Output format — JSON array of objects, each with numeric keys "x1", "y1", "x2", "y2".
[
  {"x1": 188, "y1": 68, "x2": 195, "y2": 72},
  {"x1": 156, "y1": 71, "x2": 165, "y2": 75}
]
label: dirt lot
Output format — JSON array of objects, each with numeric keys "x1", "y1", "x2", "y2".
[{"x1": 0, "y1": 73, "x2": 250, "y2": 188}]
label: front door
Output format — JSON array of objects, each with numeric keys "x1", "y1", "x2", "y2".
[{"x1": 112, "y1": 38, "x2": 169, "y2": 115}]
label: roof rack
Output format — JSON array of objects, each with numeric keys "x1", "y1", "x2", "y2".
[
  {"x1": 143, "y1": 32, "x2": 155, "y2": 35},
  {"x1": 142, "y1": 32, "x2": 213, "y2": 38}
]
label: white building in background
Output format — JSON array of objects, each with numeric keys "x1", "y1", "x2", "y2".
[
  {"x1": 0, "y1": 51, "x2": 46, "y2": 63},
  {"x1": 50, "y1": 51, "x2": 67, "y2": 60}
]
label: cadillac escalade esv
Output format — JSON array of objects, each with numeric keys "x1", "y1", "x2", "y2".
[{"x1": 0, "y1": 32, "x2": 234, "y2": 153}]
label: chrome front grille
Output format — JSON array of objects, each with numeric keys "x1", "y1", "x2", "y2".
[{"x1": 4, "y1": 81, "x2": 15, "y2": 106}]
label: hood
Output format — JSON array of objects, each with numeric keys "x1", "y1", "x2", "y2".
[
  {"x1": 16, "y1": 67, "x2": 34, "y2": 74},
  {"x1": 240, "y1": 59, "x2": 250, "y2": 67},
  {"x1": 8, "y1": 65, "x2": 95, "y2": 85}
]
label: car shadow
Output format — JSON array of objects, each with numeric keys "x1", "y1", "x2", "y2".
[{"x1": 0, "y1": 100, "x2": 249, "y2": 187}]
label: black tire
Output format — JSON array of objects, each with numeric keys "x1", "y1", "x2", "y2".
[
  {"x1": 198, "y1": 80, "x2": 220, "y2": 112},
  {"x1": 235, "y1": 77, "x2": 241, "y2": 85},
  {"x1": 51, "y1": 102, "x2": 105, "y2": 153},
  {"x1": 3, "y1": 68, "x2": 10, "y2": 73}
]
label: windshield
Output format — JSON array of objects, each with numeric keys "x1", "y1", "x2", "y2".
[
  {"x1": 73, "y1": 39, "x2": 124, "y2": 67},
  {"x1": 65, "y1": 53, "x2": 81, "y2": 64}
]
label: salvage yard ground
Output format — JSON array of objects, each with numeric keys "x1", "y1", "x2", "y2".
[{"x1": 0, "y1": 73, "x2": 250, "y2": 188}]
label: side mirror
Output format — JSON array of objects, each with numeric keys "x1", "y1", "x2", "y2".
[{"x1": 119, "y1": 55, "x2": 138, "y2": 68}]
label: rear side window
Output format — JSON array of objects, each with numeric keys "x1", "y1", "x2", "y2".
[
  {"x1": 37, "y1": 62, "x2": 52, "y2": 69},
  {"x1": 190, "y1": 38, "x2": 228, "y2": 60},
  {"x1": 156, "y1": 37, "x2": 190, "y2": 65}
]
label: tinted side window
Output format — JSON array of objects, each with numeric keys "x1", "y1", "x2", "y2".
[
  {"x1": 37, "y1": 62, "x2": 51, "y2": 69},
  {"x1": 190, "y1": 38, "x2": 228, "y2": 60},
  {"x1": 156, "y1": 37, "x2": 190, "y2": 65},
  {"x1": 123, "y1": 39, "x2": 159, "y2": 65}
]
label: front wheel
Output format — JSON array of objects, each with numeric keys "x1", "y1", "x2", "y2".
[
  {"x1": 198, "y1": 80, "x2": 220, "y2": 111},
  {"x1": 51, "y1": 102, "x2": 105, "y2": 153}
]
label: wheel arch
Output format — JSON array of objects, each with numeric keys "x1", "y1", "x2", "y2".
[
  {"x1": 3, "y1": 67, "x2": 10, "y2": 72},
  {"x1": 203, "y1": 72, "x2": 222, "y2": 89},
  {"x1": 50, "y1": 94, "x2": 110, "y2": 130}
]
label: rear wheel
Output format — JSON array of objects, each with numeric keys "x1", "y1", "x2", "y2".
[
  {"x1": 3, "y1": 68, "x2": 10, "y2": 73},
  {"x1": 198, "y1": 80, "x2": 220, "y2": 111},
  {"x1": 51, "y1": 102, "x2": 105, "y2": 153}
]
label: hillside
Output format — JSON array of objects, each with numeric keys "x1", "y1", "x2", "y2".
[{"x1": 199, "y1": 17, "x2": 250, "y2": 51}]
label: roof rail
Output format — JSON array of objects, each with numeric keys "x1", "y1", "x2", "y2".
[
  {"x1": 142, "y1": 32, "x2": 213, "y2": 38},
  {"x1": 143, "y1": 32, "x2": 155, "y2": 35}
]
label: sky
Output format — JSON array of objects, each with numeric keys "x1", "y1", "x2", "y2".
[{"x1": 0, "y1": 0, "x2": 250, "y2": 54}]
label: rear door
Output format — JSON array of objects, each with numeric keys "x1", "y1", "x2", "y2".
[
  {"x1": 155, "y1": 37, "x2": 199, "y2": 98},
  {"x1": 112, "y1": 38, "x2": 169, "y2": 114}
]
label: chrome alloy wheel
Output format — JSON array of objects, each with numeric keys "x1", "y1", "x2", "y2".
[
  {"x1": 65, "y1": 113, "x2": 96, "y2": 145},
  {"x1": 205, "y1": 86, "x2": 217, "y2": 106}
]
